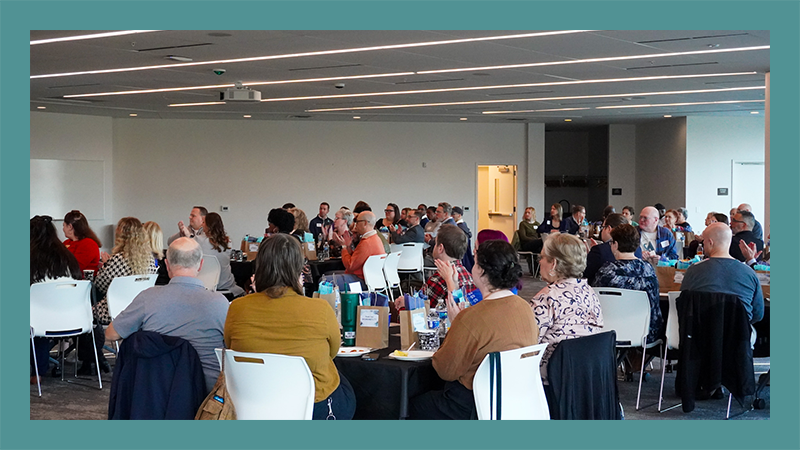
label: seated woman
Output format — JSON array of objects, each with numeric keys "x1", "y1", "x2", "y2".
[
  {"x1": 592, "y1": 224, "x2": 662, "y2": 345},
  {"x1": 663, "y1": 209, "x2": 679, "y2": 231},
  {"x1": 62, "y1": 209, "x2": 102, "y2": 274},
  {"x1": 517, "y1": 206, "x2": 541, "y2": 252},
  {"x1": 89, "y1": 217, "x2": 158, "y2": 374},
  {"x1": 327, "y1": 208, "x2": 354, "y2": 258},
  {"x1": 289, "y1": 207, "x2": 311, "y2": 242},
  {"x1": 30, "y1": 215, "x2": 83, "y2": 385},
  {"x1": 409, "y1": 240, "x2": 539, "y2": 420},
  {"x1": 674, "y1": 207, "x2": 693, "y2": 233},
  {"x1": 376, "y1": 203, "x2": 401, "y2": 232},
  {"x1": 224, "y1": 234, "x2": 355, "y2": 420},
  {"x1": 201, "y1": 212, "x2": 246, "y2": 298},
  {"x1": 537, "y1": 203, "x2": 567, "y2": 235},
  {"x1": 143, "y1": 221, "x2": 170, "y2": 285},
  {"x1": 584, "y1": 213, "x2": 643, "y2": 284},
  {"x1": 528, "y1": 233, "x2": 603, "y2": 384}
]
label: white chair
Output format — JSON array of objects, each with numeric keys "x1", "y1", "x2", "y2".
[
  {"x1": 197, "y1": 255, "x2": 221, "y2": 291},
  {"x1": 30, "y1": 279, "x2": 102, "y2": 396},
  {"x1": 217, "y1": 349, "x2": 315, "y2": 420},
  {"x1": 383, "y1": 251, "x2": 402, "y2": 297},
  {"x1": 107, "y1": 274, "x2": 157, "y2": 319},
  {"x1": 473, "y1": 343, "x2": 549, "y2": 420},
  {"x1": 392, "y1": 242, "x2": 425, "y2": 284},
  {"x1": 363, "y1": 254, "x2": 389, "y2": 298},
  {"x1": 659, "y1": 291, "x2": 682, "y2": 412},
  {"x1": 595, "y1": 287, "x2": 662, "y2": 411}
]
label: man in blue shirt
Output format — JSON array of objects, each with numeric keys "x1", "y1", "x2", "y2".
[
  {"x1": 309, "y1": 202, "x2": 333, "y2": 240},
  {"x1": 637, "y1": 206, "x2": 678, "y2": 261}
]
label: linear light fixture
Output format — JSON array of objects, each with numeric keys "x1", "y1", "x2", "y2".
[
  {"x1": 416, "y1": 45, "x2": 770, "y2": 75},
  {"x1": 307, "y1": 86, "x2": 765, "y2": 112},
  {"x1": 32, "y1": 30, "x2": 593, "y2": 79},
  {"x1": 169, "y1": 101, "x2": 226, "y2": 107},
  {"x1": 483, "y1": 107, "x2": 592, "y2": 115},
  {"x1": 31, "y1": 30, "x2": 159, "y2": 45},
  {"x1": 595, "y1": 99, "x2": 765, "y2": 109},
  {"x1": 64, "y1": 72, "x2": 415, "y2": 98}
]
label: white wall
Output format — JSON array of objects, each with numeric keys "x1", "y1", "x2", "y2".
[
  {"x1": 634, "y1": 118, "x2": 687, "y2": 214},
  {"x1": 525, "y1": 123, "x2": 546, "y2": 217},
  {"x1": 608, "y1": 124, "x2": 636, "y2": 212},
  {"x1": 111, "y1": 119, "x2": 528, "y2": 242},
  {"x1": 685, "y1": 116, "x2": 766, "y2": 234},
  {"x1": 30, "y1": 112, "x2": 116, "y2": 249}
]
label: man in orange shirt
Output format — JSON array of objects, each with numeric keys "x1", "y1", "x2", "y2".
[{"x1": 324, "y1": 210, "x2": 385, "y2": 291}]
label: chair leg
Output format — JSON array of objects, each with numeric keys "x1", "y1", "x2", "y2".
[
  {"x1": 59, "y1": 339, "x2": 65, "y2": 382},
  {"x1": 635, "y1": 346, "x2": 646, "y2": 410},
  {"x1": 74, "y1": 336, "x2": 79, "y2": 377},
  {"x1": 31, "y1": 334, "x2": 42, "y2": 397},
  {"x1": 658, "y1": 344, "x2": 666, "y2": 411},
  {"x1": 726, "y1": 393, "x2": 732, "y2": 419},
  {"x1": 90, "y1": 331, "x2": 103, "y2": 390}
]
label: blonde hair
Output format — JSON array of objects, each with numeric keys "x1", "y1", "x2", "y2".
[
  {"x1": 542, "y1": 233, "x2": 586, "y2": 279},
  {"x1": 113, "y1": 217, "x2": 152, "y2": 274},
  {"x1": 143, "y1": 221, "x2": 164, "y2": 259},
  {"x1": 289, "y1": 208, "x2": 309, "y2": 233},
  {"x1": 525, "y1": 206, "x2": 537, "y2": 222}
]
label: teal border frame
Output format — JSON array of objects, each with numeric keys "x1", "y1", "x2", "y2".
[{"x1": 3, "y1": 2, "x2": 798, "y2": 449}]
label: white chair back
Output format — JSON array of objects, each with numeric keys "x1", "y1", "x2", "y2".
[
  {"x1": 393, "y1": 243, "x2": 424, "y2": 272},
  {"x1": 473, "y1": 343, "x2": 549, "y2": 420},
  {"x1": 30, "y1": 279, "x2": 93, "y2": 338},
  {"x1": 383, "y1": 251, "x2": 402, "y2": 291},
  {"x1": 197, "y1": 255, "x2": 221, "y2": 291},
  {"x1": 218, "y1": 349, "x2": 315, "y2": 420},
  {"x1": 363, "y1": 254, "x2": 388, "y2": 294},
  {"x1": 665, "y1": 291, "x2": 681, "y2": 350},
  {"x1": 107, "y1": 274, "x2": 157, "y2": 319},
  {"x1": 595, "y1": 287, "x2": 651, "y2": 349}
]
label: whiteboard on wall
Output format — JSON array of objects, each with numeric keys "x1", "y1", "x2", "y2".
[
  {"x1": 30, "y1": 159, "x2": 105, "y2": 220},
  {"x1": 731, "y1": 161, "x2": 764, "y2": 221}
]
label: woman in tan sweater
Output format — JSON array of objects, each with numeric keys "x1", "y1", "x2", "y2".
[{"x1": 409, "y1": 240, "x2": 539, "y2": 420}]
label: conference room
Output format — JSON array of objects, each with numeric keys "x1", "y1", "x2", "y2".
[{"x1": 29, "y1": 28, "x2": 771, "y2": 423}]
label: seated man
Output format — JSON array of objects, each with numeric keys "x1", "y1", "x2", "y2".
[
  {"x1": 324, "y1": 211, "x2": 386, "y2": 291},
  {"x1": 681, "y1": 223, "x2": 764, "y2": 325},
  {"x1": 390, "y1": 208, "x2": 425, "y2": 244},
  {"x1": 637, "y1": 206, "x2": 678, "y2": 261},
  {"x1": 584, "y1": 213, "x2": 643, "y2": 284},
  {"x1": 106, "y1": 237, "x2": 229, "y2": 393},
  {"x1": 167, "y1": 206, "x2": 208, "y2": 246},
  {"x1": 730, "y1": 210, "x2": 764, "y2": 263},
  {"x1": 562, "y1": 204, "x2": 586, "y2": 235},
  {"x1": 396, "y1": 224, "x2": 476, "y2": 309},
  {"x1": 621, "y1": 205, "x2": 639, "y2": 227},
  {"x1": 737, "y1": 203, "x2": 763, "y2": 241}
]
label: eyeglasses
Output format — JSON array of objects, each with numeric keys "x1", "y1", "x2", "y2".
[
  {"x1": 355, "y1": 219, "x2": 368, "y2": 224},
  {"x1": 730, "y1": 218, "x2": 745, "y2": 224},
  {"x1": 384, "y1": 209, "x2": 393, "y2": 213}
]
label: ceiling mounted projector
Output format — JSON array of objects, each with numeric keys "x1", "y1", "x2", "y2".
[{"x1": 221, "y1": 82, "x2": 261, "y2": 102}]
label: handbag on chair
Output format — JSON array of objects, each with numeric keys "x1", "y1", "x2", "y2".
[{"x1": 195, "y1": 348, "x2": 237, "y2": 420}]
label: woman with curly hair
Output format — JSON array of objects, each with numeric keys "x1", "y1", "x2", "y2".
[
  {"x1": 200, "y1": 212, "x2": 245, "y2": 298},
  {"x1": 409, "y1": 240, "x2": 539, "y2": 420},
  {"x1": 86, "y1": 217, "x2": 158, "y2": 374},
  {"x1": 62, "y1": 209, "x2": 102, "y2": 274}
]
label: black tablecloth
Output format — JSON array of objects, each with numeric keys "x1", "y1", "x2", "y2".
[
  {"x1": 230, "y1": 260, "x2": 254, "y2": 292},
  {"x1": 308, "y1": 259, "x2": 345, "y2": 286},
  {"x1": 334, "y1": 330, "x2": 444, "y2": 420}
]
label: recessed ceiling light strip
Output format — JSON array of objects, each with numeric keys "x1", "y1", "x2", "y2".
[
  {"x1": 32, "y1": 30, "x2": 593, "y2": 79},
  {"x1": 64, "y1": 72, "x2": 415, "y2": 98},
  {"x1": 595, "y1": 99, "x2": 764, "y2": 109},
  {"x1": 307, "y1": 86, "x2": 765, "y2": 112},
  {"x1": 483, "y1": 107, "x2": 592, "y2": 115},
  {"x1": 169, "y1": 101, "x2": 226, "y2": 107},
  {"x1": 30, "y1": 30, "x2": 160, "y2": 45},
  {"x1": 416, "y1": 45, "x2": 770, "y2": 75}
]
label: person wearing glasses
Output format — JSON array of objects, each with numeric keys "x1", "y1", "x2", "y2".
[
  {"x1": 322, "y1": 211, "x2": 385, "y2": 291},
  {"x1": 729, "y1": 210, "x2": 764, "y2": 263},
  {"x1": 584, "y1": 213, "x2": 642, "y2": 285},
  {"x1": 376, "y1": 203, "x2": 401, "y2": 232},
  {"x1": 637, "y1": 206, "x2": 678, "y2": 262}
]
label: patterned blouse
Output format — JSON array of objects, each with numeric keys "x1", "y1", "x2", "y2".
[
  {"x1": 95, "y1": 253, "x2": 158, "y2": 299},
  {"x1": 592, "y1": 258, "x2": 662, "y2": 344},
  {"x1": 528, "y1": 278, "x2": 603, "y2": 383}
]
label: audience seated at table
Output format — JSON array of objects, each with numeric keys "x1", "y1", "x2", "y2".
[
  {"x1": 389, "y1": 208, "x2": 424, "y2": 244},
  {"x1": 637, "y1": 206, "x2": 678, "y2": 262},
  {"x1": 421, "y1": 206, "x2": 436, "y2": 228},
  {"x1": 327, "y1": 207, "x2": 355, "y2": 258},
  {"x1": 376, "y1": 203, "x2": 401, "y2": 232},
  {"x1": 584, "y1": 213, "x2": 643, "y2": 285},
  {"x1": 167, "y1": 206, "x2": 208, "y2": 246},
  {"x1": 105, "y1": 237, "x2": 229, "y2": 393},
  {"x1": 409, "y1": 240, "x2": 538, "y2": 420},
  {"x1": 309, "y1": 202, "x2": 333, "y2": 240},
  {"x1": 528, "y1": 233, "x2": 603, "y2": 384},
  {"x1": 591, "y1": 224, "x2": 662, "y2": 345},
  {"x1": 288, "y1": 207, "x2": 310, "y2": 242},
  {"x1": 323, "y1": 211, "x2": 385, "y2": 292},
  {"x1": 737, "y1": 203, "x2": 764, "y2": 241},
  {"x1": 517, "y1": 206, "x2": 541, "y2": 251},
  {"x1": 562, "y1": 204, "x2": 587, "y2": 236},
  {"x1": 200, "y1": 212, "x2": 246, "y2": 298},
  {"x1": 224, "y1": 234, "x2": 355, "y2": 420},
  {"x1": 537, "y1": 203, "x2": 567, "y2": 235},
  {"x1": 674, "y1": 207, "x2": 693, "y2": 233},
  {"x1": 30, "y1": 215, "x2": 83, "y2": 385},
  {"x1": 267, "y1": 208, "x2": 296, "y2": 239},
  {"x1": 621, "y1": 205, "x2": 638, "y2": 227},
  {"x1": 663, "y1": 209, "x2": 679, "y2": 231},
  {"x1": 62, "y1": 209, "x2": 101, "y2": 274},
  {"x1": 729, "y1": 210, "x2": 764, "y2": 263},
  {"x1": 687, "y1": 211, "x2": 726, "y2": 257},
  {"x1": 144, "y1": 221, "x2": 170, "y2": 285}
]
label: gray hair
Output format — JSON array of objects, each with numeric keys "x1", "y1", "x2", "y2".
[
  {"x1": 166, "y1": 237, "x2": 202, "y2": 270},
  {"x1": 359, "y1": 210, "x2": 378, "y2": 226},
  {"x1": 438, "y1": 202, "x2": 452, "y2": 215},
  {"x1": 737, "y1": 210, "x2": 756, "y2": 230},
  {"x1": 542, "y1": 233, "x2": 587, "y2": 279},
  {"x1": 676, "y1": 207, "x2": 689, "y2": 220},
  {"x1": 337, "y1": 208, "x2": 354, "y2": 227}
]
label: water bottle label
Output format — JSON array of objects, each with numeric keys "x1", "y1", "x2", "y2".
[{"x1": 344, "y1": 331, "x2": 355, "y2": 339}]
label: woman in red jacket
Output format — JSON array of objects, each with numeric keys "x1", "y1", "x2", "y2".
[{"x1": 62, "y1": 210, "x2": 102, "y2": 274}]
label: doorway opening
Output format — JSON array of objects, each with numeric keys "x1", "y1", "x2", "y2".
[{"x1": 477, "y1": 165, "x2": 518, "y2": 242}]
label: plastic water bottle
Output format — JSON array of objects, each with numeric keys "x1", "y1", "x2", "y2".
[
  {"x1": 435, "y1": 298, "x2": 448, "y2": 338},
  {"x1": 696, "y1": 242, "x2": 704, "y2": 257},
  {"x1": 323, "y1": 239, "x2": 330, "y2": 261},
  {"x1": 426, "y1": 306, "x2": 440, "y2": 331}
]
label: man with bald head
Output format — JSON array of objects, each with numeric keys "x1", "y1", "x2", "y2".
[
  {"x1": 736, "y1": 203, "x2": 763, "y2": 241},
  {"x1": 637, "y1": 206, "x2": 678, "y2": 260},
  {"x1": 729, "y1": 210, "x2": 764, "y2": 262},
  {"x1": 681, "y1": 223, "x2": 764, "y2": 324},
  {"x1": 106, "y1": 237, "x2": 229, "y2": 392}
]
